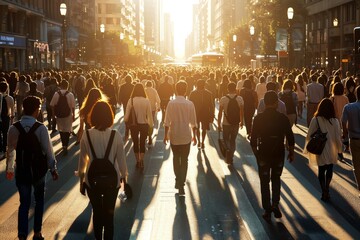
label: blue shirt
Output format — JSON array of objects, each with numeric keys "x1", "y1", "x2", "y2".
[
  {"x1": 6, "y1": 115, "x2": 57, "y2": 173},
  {"x1": 342, "y1": 101, "x2": 360, "y2": 139}
]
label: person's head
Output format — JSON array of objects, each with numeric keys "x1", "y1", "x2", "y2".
[
  {"x1": 259, "y1": 75, "x2": 266, "y2": 83},
  {"x1": 90, "y1": 100, "x2": 114, "y2": 130},
  {"x1": 227, "y1": 82, "x2": 236, "y2": 93},
  {"x1": 282, "y1": 79, "x2": 294, "y2": 91},
  {"x1": 50, "y1": 77, "x2": 58, "y2": 86},
  {"x1": 81, "y1": 88, "x2": 104, "y2": 113},
  {"x1": 222, "y1": 74, "x2": 229, "y2": 83},
  {"x1": 332, "y1": 82, "x2": 344, "y2": 96},
  {"x1": 29, "y1": 81, "x2": 37, "y2": 92},
  {"x1": 196, "y1": 79, "x2": 205, "y2": 90},
  {"x1": 314, "y1": 98, "x2": 336, "y2": 120},
  {"x1": 22, "y1": 96, "x2": 41, "y2": 116},
  {"x1": 345, "y1": 78, "x2": 356, "y2": 93},
  {"x1": 19, "y1": 75, "x2": 26, "y2": 82},
  {"x1": 59, "y1": 80, "x2": 69, "y2": 90},
  {"x1": 131, "y1": 83, "x2": 147, "y2": 98},
  {"x1": 266, "y1": 82, "x2": 276, "y2": 91},
  {"x1": 146, "y1": 80, "x2": 153, "y2": 88},
  {"x1": 125, "y1": 75, "x2": 132, "y2": 83},
  {"x1": 175, "y1": 80, "x2": 187, "y2": 96},
  {"x1": 264, "y1": 91, "x2": 278, "y2": 108},
  {"x1": 356, "y1": 85, "x2": 360, "y2": 100},
  {"x1": 243, "y1": 79, "x2": 252, "y2": 89},
  {"x1": 0, "y1": 81, "x2": 8, "y2": 93}
]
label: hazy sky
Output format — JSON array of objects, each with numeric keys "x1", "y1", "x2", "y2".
[{"x1": 163, "y1": 0, "x2": 198, "y2": 59}]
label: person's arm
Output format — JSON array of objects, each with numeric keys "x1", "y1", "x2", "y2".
[
  {"x1": 239, "y1": 103, "x2": 244, "y2": 129},
  {"x1": 39, "y1": 125, "x2": 58, "y2": 180},
  {"x1": 6, "y1": 125, "x2": 18, "y2": 180},
  {"x1": 217, "y1": 104, "x2": 223, "y2": 131},
  {"x1": 115, "y1": 131, "x2": 128, "y2": 182},
  {"x1": 285, "y1": 117, "x2": 295, "y2": 162},
  {"x1": 341, "y1": 106, "x2": 348, "y2": 140},
  {"x1": 146, "y1": 100, "x2": 154, "y2": 127}
]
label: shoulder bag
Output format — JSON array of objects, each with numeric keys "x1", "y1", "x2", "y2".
[{"x1": 306, "y1": 117, "x2": 327, "y2": 155}]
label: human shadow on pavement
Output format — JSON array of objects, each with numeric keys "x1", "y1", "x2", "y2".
[
  {"x1": 172, "y1": 196, "x2": 191, "y2": 240},
  {"x1": 62, "y1": 202, "x2": 93, "y2": 240}
]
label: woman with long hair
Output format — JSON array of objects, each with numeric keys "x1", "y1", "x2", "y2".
[
  {"x1": 78, "y1": 100, "x2": 127, "y2": 240},
  {"x1": 76, "y1": 88, "x2": 107, "y2": 143},
  {"x1": 295, "y1": 74, "x2": 306, "y2": 119},
  {"x1": 305, "y1": 98, "x2": 342, "y2": 201},
  {"x1": 124, "y1": 83, "x2": 153, "y2": 168}
]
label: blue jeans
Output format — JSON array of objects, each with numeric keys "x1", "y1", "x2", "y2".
[
  {"x1": 171, "y1": 143, "x2": 191, "y2": 189},
  {"x1": 223, "y1": 124, "x2": 239, "y2": 160},
  {"x1": 16, "y1": 179, "x2": 45, "y2": 238}
]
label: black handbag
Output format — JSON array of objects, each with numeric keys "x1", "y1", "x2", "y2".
[
  {"x1": 126, "y1": 98, "x2": 138, "y2": 127},
  {"x1": 306, "y1": 117, "x2": 327, "y2": 155}
]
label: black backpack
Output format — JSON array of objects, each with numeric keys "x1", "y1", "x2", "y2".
[
  {"x1": 225, "y1": 95, "x2": 240, "y2": 125},
  {"x1": 1, "y1": 96, "x2": 8, "y2": 119},
  {"x1": 54, "y1": 91, "x2": 71, "y2": 118},
  {"x1": 86, "y1": 130, "x2": 118, "y2": 192},
  {"x1": 280, "y1": 92, "x2": 296, "y2": 114},
  {"x1": 14, "y1": 121, "x2": 48, "y2": 183}
]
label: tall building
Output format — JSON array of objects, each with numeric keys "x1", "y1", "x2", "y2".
[
  {"x1": 163, "y1": 13, "x2": 174, "y2": 58},
  {"x1": 144, "y1": 0, "x2": 160, "y2": 51}
]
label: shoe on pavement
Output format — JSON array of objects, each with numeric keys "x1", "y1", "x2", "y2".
[
  {"x1": 33, "y1": 233, "x2": 44, "y2": 240},
  {"x1": 262, "y1": 210, "x2": 272, "y2": 222},
  {"x1": 272, "y1": 205, "x2": 282, "y2": 218},
  {"x1": 178, "y1": 187, "x2": 185, "y2": 196}
]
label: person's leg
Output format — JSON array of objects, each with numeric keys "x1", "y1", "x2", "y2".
[
  {"x1": 130, "y1": 126, "x2": 140, "y2": 165},
  {"x1": 178, "y1": 143, "x2": 191, "y2": 189},
  {"x1": 318, "y1": 165, "x2": 326, "y2": 195},
  {"x1": 87, "y1": 187, "x2": 104, "y2": 240},
  {"x1": 350, "y1": 139, "x2": 360, "y2": 191},
  {"x1": 103, "y1": 187, "x2": 119, "y2": 240},
  {"x1": 1, "y1": 117, "x2": 10, "y2": 153},
  {"x1": 171, "y1": 144, "x2": 182, "y2": 189},
  {"x1": 324, "y1": 164, "x2": 334, "y2": 199},
  {"x1": 270, "y1": 158, "x2": 285, "y2": 218},
  {"x1": 59, "y1": 131, "x2": 70, "y2": 153},
  {"x1": 16, "y1": 182, "x2": 32, "y2": 238},
  {"x1": 33, "y1": 179, "x2": 45, "y2": 237},
  {"x1": 257, "y1": 159, "x2": 271, "y2": 218},
  {"x1": 196, "y1": 121, "x2": 201, "y2": 148},
  {"x1": 139, "y1": 124, "x2": 149, "y2": 168},
  {"x1": 201, "y1": 122, "x2": 207, "y2": 148}
]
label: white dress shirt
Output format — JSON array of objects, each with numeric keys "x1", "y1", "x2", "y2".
[
  {"x1": 124, "y1": 97, "x2": 153, "y2": 126},
  {"x1": 164, "y1": 96, "x2": 197, "y2": 145}
]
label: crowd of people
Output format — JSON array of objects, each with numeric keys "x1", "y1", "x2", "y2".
[{"x1": 1, "y1": 65, "x2": 360, "y2": 238}]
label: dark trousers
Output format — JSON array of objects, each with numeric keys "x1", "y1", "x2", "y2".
[
  {"x1": 45, "y1": 105, "x2": 56, "y2": 130},
  {"x1": 87, "y1": 186, "x2": 119, "y2": 240},
  {"x1": 244, "y1": 108, "x2": 255, "y2": 135},
  {"x1": 257, "y1": 155, "x2": 284, "y2": 211},
  {"x1": 223, "y1": 124, "x2": 239, "y2": 160},
  {"x1": 171, "y1": 143, "x2": 191, "y2": 189},
  {"x1": 59, "y1": 132, "x2": 70, "y2": 148},
  {"x1": 318, "y1": 164, "x2": 333, "y2": 192},
  {"x1": 130, "y1": 124, "x2": 149, "y2": 153},
  {"x1": 160, "y1": 100, "x2": 169, "y2": 123},
  {"x1": 16, "y1": 179, "x2": 45, "y2": 238},
  {"x1": 0, "y1": 116, "x2": 10, "y2": 152}
]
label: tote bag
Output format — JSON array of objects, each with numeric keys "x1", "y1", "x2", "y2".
[{"x1": 306, "y1": 117, "x2": 327, "y2": 155}]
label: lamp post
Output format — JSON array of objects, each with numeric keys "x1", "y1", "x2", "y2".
[
  {"x1": 287, "y1": 7, "x2": 294, "y2": 69},
  {"x1": 250, "y1": 25, "x2": 255, "y2": 59},
  {"x1": 60, "y1": 3, "x2": 67, "y2": 70},
  {"x1": 232, "y1": 34, "x2": 237, "y2": 66},
  {"x1": 100, "y1": 24, "x2": 105, "y2": 66}
]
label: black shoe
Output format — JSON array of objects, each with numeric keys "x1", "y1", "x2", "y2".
[
  {"x1": 262, "y1": 210, "x2": 272, "y2": 222},
  {"x1": 178, "y1": 187, "x2": 185, "y2": 196},
  {"x1": 272, "y1": 205, "x2": 282, "y2": 218},
  {"x1": 62, "y1": 147, "x2": 68, "y2": 156},
  {"x1": 33, "y1": 234, "x2": 44, "y2": 240}
]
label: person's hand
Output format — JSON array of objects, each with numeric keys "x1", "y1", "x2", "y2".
[
  {"x1": 192, "y1": 136, "x2": 197, "y2": 146},
  {"x1": 163, "y1": 136, "x2": 169, "y2": 145},
  {"x1": 287, "y1": 153, "x2": 294, "y2": 163},
  {"x1": 6, "y1": 172, "x2": 14, "y2": 180},
  {"x1": 51, "y1": 170, "x2": 59, "y2": 181},
  {"x1": 239, "y1": 122, "x2": 244, "y2": 129},
  {"x1": 217, "y1": 125, "x2": 222, "y2": 132},
  {"x1": 80, "y1": 182, "x2": 86, "y2": 196}
]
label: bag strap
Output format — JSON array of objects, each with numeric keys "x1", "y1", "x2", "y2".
[
  {"x1": 14, "y1": 121, "x2": 42, "y2": 135},
  {"x1": 86, "y1": 130, "x2": 116, "y2": 164}
]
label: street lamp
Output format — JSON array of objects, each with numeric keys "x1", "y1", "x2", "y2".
[
  {"x1": 100, "y1": 24, "x2": 105, "y2": 66},
  {"x1": 60, "y1": 3, "x2": 67, "y2": 70},
  {"x1": 287, "y1": 7, "x2": 294, "y2": 69},
  {"x1": 250, "y1": 26, "x2": 255, "y2": 59}
]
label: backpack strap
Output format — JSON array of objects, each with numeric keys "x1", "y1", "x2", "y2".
[
  {"x1": 14, "y1": 121, "x2": 42, "y2": 136},
  {"x1": 86, "y1": 130, "x2": 116, "y2": 164},
  {"x1": 13, "y1": 121, "x2": 26, "y2": 135}
]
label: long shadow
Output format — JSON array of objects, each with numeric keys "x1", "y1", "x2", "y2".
[
  {"x1": 62, "y1": 202, "x2": 93, "y2": 240},
  {"x1": 172, "y1": 196, "x2": 191, "y2": 240},
  {"x1": 188, "y1": 149, "x2": 243, "y2": 239}
]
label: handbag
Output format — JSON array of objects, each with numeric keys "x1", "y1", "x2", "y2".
[
  {"x1": 126, "y1": 98, "x2": 138, "y2": 127},
  {"x1": 306, "y1": 117, "x2": 327, "y2": 155}
]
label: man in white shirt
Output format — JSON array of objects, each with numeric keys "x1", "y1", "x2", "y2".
[
  {"x1": 145, "y1": 80, "x2": 160, "y2": 145},
  {"x1": 306, "y1": 74, "x2": 324, "y2": 126},
  {"x1": 164, "y1": 80, "x2": 197, "y2": 196}
]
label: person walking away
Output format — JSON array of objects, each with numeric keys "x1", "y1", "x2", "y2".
[
  {"x1": 76, "y1": 88, "x2": 105, "y2": 144},
  {"x1": 163, "y1": 80, "x2": 197, "y2": 196},
  {"x1": 345, "y1": 77, "x2": 357, "y2": 103},
  {"x1": 78, "y1": 100, "x2": 128, "y2": 240},
  {"x1": 295, "y1": 74, "x2": 306, "y2": 119},
  {"x1": 342, "y1": 86, "x2": 360, "y2": 197},
  {"x1": 239, "y1": 79, "x2": 258, "y2": 140},
  {"x1": 218, "y1": 74, "x2": 230, "y2": 99},
  {"x1": 25, "y1": 82, "x2": 44, "y2": 122},
  {"x1": 307, "y1": 74, "x2": 324, "y2": 127},
  {"x1": 257, "y1": 82, "x2": 287, "y2": 115},
  {"x1": 145, "y1": 80, "x2": 161, "y2": 145},
  {"x1": 73, "y1": 69, "x2": 86, "y2": 109},
  {"x1": 101, "y1": 76, "x2": 117, "y2": 114},
  {"x1": 157, "y1": 75, "x2": 174, "y2": 123},
  {"x1": 34, "y1": 73, "x2": 45, "y2": 94},
  {"x1": 14, "y1": 75, "x2": 29, "y2": 119},
  {"x1": 218, "y1": 82, "x2": 244, "y2": 164},
  {"x1": 189, "y1": 79, "x2": 215, "y2": 149},
  {"x1": 50, "y1": 80, "x2": 76, "y2": 155},
  {"x1": 124, "y1": 83, "x2": 153, "y2": 168},
  {"x1": 250, "y1": 91, "x2": 295, "y2": 222},
  {"x1": 305, "y1": 98, "x2": 342, "y2": 201},
  {"x1": 0, "y1": 82, "x2": 15, "y2": 159},
  {"x1": 255, "y1": 75, "x2": 267, "y2": 103},
  {"x1": 118, "y1": 75, "x2": 134, "y2": 141},
  {"x1": 278, "y1": 80, "x2": 298, "y2": 127},
  {"x1": 205, "y1": 72, "x2": 218, "y2": 101},
  {"x1": 6, "y1": 96, "x2": 59, "y2": 240},
  {"x1": 44, "y1": 78, "x2": 59, "y2": 133}
]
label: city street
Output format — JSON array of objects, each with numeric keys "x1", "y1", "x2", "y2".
[{"x1": 0, "y1": 103, "x2": 360, "y2": 240}]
